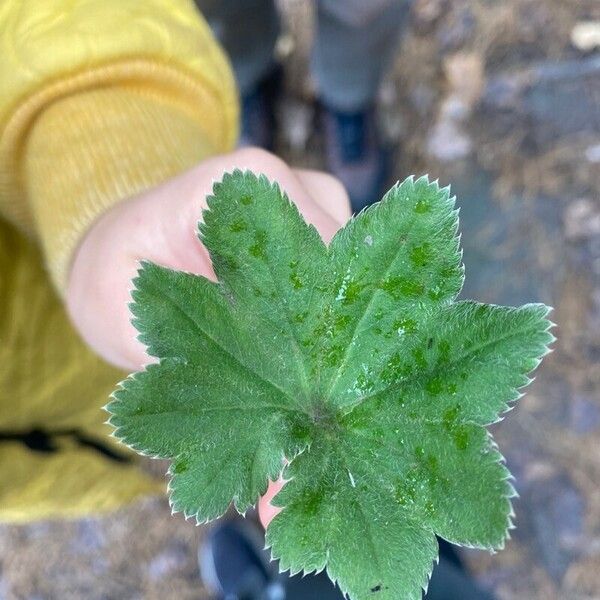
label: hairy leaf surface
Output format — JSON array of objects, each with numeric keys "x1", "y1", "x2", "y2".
[{"x1": 108, "y1": 171, "x2": 553, "y2": 599}]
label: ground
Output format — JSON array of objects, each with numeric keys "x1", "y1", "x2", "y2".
[{"x1": 1, "y1": 0, "x2": 599, "y2": 598}]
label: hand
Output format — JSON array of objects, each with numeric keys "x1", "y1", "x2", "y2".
[{"x1": 66, "y1": 147, "x2": 351, "y2": 527}]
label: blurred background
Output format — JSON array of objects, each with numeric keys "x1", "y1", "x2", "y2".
[{"x1": 1, "y1": 0, "x2": 598, "y2": 598}]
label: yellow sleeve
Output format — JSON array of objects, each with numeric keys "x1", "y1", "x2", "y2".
[{"x1": 0, "y1": 0, "x2": 239, "y2": 289}]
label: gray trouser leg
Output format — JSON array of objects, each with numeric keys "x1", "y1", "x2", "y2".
[
  {"x1": 313, "y1": 0, "x2": 412, "y2": 111},
  {"x1": 195, "y1": 0, "x2": 279, "y2": 95}
]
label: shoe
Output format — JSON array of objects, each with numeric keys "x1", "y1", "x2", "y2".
[
  {"x1": 321, "y1": 104, "x2": 389, "y2": 213},
  {"x1": 199, "y1": 517, "x2": 344, "y2": 600},
  {"x1": 426, "y1": 539, "x2": 496, "y2": 600},
  {"x1": 199, "y1": 519, "x2": 284, "y2": 600},
  {"x1": 239, "y1": 67, "x2": 282, "y2": 151},
  {"x1": 200, "y1": 517, "x2": 494, "y2": 600}
]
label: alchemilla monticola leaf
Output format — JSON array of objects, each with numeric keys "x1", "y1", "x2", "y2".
[{"x1": 107, "y1": 171, "x2": 554, "y2": 600}]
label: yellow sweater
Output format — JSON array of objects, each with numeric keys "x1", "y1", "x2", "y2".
[{"x1": 0, "y1": 0, "x2": 238, "y2": 521}]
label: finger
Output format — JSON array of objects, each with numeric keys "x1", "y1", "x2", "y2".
[
  {"x1": 258, "y1": 477, "x2": 285, "y2": 529},
  {"x1": 66, "y1": 166, "x2": 215, "y2": 372},
  {"x1": 191, "y1": 148, "x2": 342, "y2": 242},
  {"x1": 294, "y1": 168, "x2": 352, "y2": 225},
  {"x1": 67, "y1": 148, "x2": 344, "y2": 371}
]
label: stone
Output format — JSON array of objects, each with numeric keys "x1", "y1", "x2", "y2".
[
  {"x1": 483, "y1": 56, "x2": 600, "y2": 144},
  {"x1": 408, "y1": 83, "x2": 436, "y2": 116},
  {"x1": 437, "y1": 6, "x2": 476, "y2": 51},
  {"x1": 522, "y1": 474, "x2": 585, "y2": 582},
  {"x1": 569, "y1": 395, "x2": 600, "y2": 434},
  {"x1": 443, "y1": 52, "x2": 485, "y2": 108},
  {"x1": 426, "y1": 53, "x2": 484, "y2": 162},
  {"x1": 147, "y1": 544, "x2": 189, "y2": 581},
  {"x1": 564, "y1": 198, "x2": 600, "y2": 242},
  {"x1": 426, "y1": 109, "x2": 472, "y2": 161},
  {"x1": 73, "y1": 518, "x2": 105, "y2": 552},
  {"x1": 585, "y1": 143, "x2": 600, "y2": 163},
  {"x1": 279, "y1": 98, "x2": 313, "y2": 152},
  {"x1": 412, "y1": 0, "x2": 448, "y2": 33},
  {"x1": 571, "y1": 21, "x2": 600, "y2": 53}
]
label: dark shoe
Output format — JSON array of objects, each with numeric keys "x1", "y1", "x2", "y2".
[
  {"x1": 200, "y1": 517, "x2": 494, "y2": 600},
  {"x1": 199, "y1": 519, "x2": 284, "y2": 600},
  {"x1": 199, "y1": 518, "x2": 344, "y2": 600},
  {"x1": 426, "y1": 539, "x2": 495, "y2": 600},
  {"x1": 240, "y1": 67, "x2": 282, "y2": 151},
  {"x1": 321, "y1": 104, "x2": 388, "y2": 213}
]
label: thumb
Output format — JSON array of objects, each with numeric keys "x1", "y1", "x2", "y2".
[
  {"x1": 67, "y1": 148, "x2": 350, "y2": 371},
  {"x1": 258, "y1": 477, "x2": 286, "y2": 528}
]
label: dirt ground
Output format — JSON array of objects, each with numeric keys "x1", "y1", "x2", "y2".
[{"x1": 1, "y1": 1, "x2": 599, "y2": 598}]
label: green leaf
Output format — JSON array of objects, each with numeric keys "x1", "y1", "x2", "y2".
[
  {"x1": 107, "y1": 171, "x2": 554, "y2": 600},
  {"x1": 318, "y1": 176, "x2": 463, "y2": 408}
]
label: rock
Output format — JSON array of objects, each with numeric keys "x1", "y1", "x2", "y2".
[
  {"x1": 73, "y1": 519, "x2": 105, "y2": 552},
  {"x1": 565, "y1": 555, "x2": 600, "y2": 596},
  {"x1": 523, "y1": 474, "x2": 585, "y2": 582},
  {"x1": 483, "y1": 72, "x2": 530, "y2": 111},
  {"x1": 147, "y1": 544, "x2": 189, "y2": 581},
  {"x1": 426, "y1": 53, "x2": 483, "y2": 162},
  {"x1": 379, "y1": 79, "x2": 406, "y2": 142},
  {"x1": 437, "y1": 6, "x2": 476, "y2": 51},
  {"x1": 408, "y1": 83, "x2": 436, "y2": 116},
  {"x1": 275, "y1": 32, "x2": 295, "y2": 61},
  {"x1": 279, "y1": 98, "x2": 314, "y2": 152},
  {"x1": 441, "y1": 95, "x2": 470, "y2": 121},
  {"x1": 527, "y1": 57, "x2": 600, "y2": 139},
  {"x1": 426, "y1": 102, "x2": 472, "y2": 161},
  {"x1": 443, "y1": 52, "x2": 485, "y2": 108},
  {"x1": 569, "y1": 395, "x2": 600, "y2": 434},
  {"x1": 571, "y1": 21, "x2": 600, "y2": 53},
  {"x1": 448, "y1": 166, "x2": 563, "y2": 305},
  {"x1": 483, "y1": 56, "x2": 600, "y2": 144},
  {"x1": 585, "y1": 143, "x2": 600, "y2": 163},
  {"x1": 564, "y1": 198, "x2": 600, "y2": 241},
  {"x1": 412, "y1": 0, "x2": 448, "y2": 33}
]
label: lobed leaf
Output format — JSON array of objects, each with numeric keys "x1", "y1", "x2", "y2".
[{"x1": 107, "y1": 171, "x2": 554, "y2": 600}]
